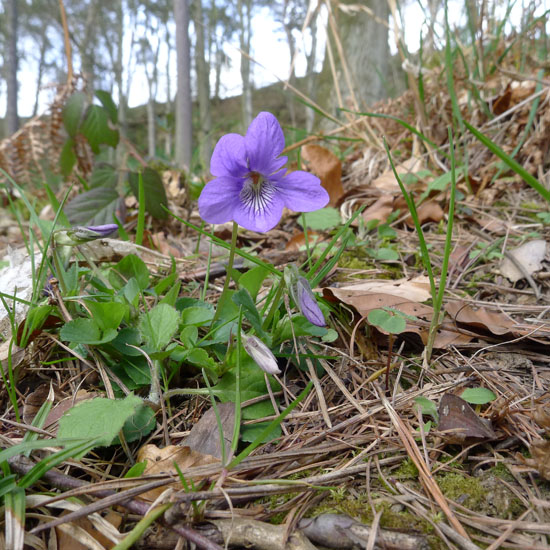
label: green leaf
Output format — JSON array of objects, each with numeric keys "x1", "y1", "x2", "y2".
[
  {"x1": 241, "y1": 422, "x2": 281, "y2": 443},
  {"x1": 139, "y1": 303, "x2": 180, "y2": 350},
  {"x1": 84, "y1": 301, "x2": 128, "y2": 332},
  {"x1": 80, "y1": 105, "x2": 119, "y2": 154},
  {"x1": 367, "y1": 247, "x2": 399, "y2": 261},
  {"x1": 367, "y1": 309, "x2": 406, "y2": 334},
  {"x1": 460, "y1": 387, "x2": 497, "y2": 405},
  {"x1": 128, "y1": 168, "x2": 169, "y2": 219},
  {"x1": 181, "y1": 305, "x2": 214, "y2": 326},
  {"x1": 232, "y1": 289, "x2": 266, "y2": 339},
  {"x1": 120, "y1": 405, "x2": 155, "y2": 442},
  {"x1": 275, "y1": 315, "x2": 327, "y2": 344},
  {"x1": 64, "y1": 185, "x2": 121, "y2": 226},
  {"x1": 58, "y1": 394, "x2": 144, "y2": 447},
  {"x1": 377, "y1": 224, "x2": 397, "y2": 239},
  {"x1": 95, "y1": 90, "x2": 118, "y2": 124},
  {"x1": 63, "y1": 91, "x2": 86, "y2": 137},
  {"x1": 89, "y1": 164, "x2": 118, "y2": 189},
  {"x1": 186, "y1": 348, "x2": 217, "y2": 370},
  {"x1": 59, "y1": 139, "x2": 77, "y2": 177},
  {"x1": 239, "y1": 266, "x2": 269, "y2": 300},
  {"x1": 414, "y1": 396, "x2": 439, "y2": 422},
  {"x1": 179, "y1": 325, "x2": 198, "y2": 348},
  {"x1": 298, "y1": 207, "x2": 341, "y2": 230},
  {"x1": 110, "y1": 255, "x2": 150, "y2": 291},
  {"x1": 60, "y1": 318, "x2": 117, "y2": 345},
  {"x1": 125, "y1": 462, "x2": 147, "y2": 478}
]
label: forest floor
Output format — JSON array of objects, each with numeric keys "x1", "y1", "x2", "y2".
[{"x1": 1, "y1": 62, "x2": 550, "y2": 550}]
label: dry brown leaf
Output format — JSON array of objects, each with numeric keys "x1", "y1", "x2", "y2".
[
  {"x1": 533, "y1": 404, "x2": 550, "y2": 432},
  {"x1": 285, "y1": 231, "x2": 322, "y2": 252},
  {"x1": 361, "y1": 195, "x2": 394, "y2": 224},
  {"x1": 182, "y1": 402, "x2": 234, "y2": 459},
  {"x1": 334, "y1": 276, "x2": 432, "y2": 302},
  {"x1": 438, "y1": 394, "x2": 496, "y2": 445},
  {"x1": 471, "y1": 213, "x2": 511, "y2": 235},
  {"x1": 404, "y1": 200, "x2": 444, "y2": 226},
  {"x1": 56, "y1": 510, "x2": 122, "y2": 550},
  {"x1": 500, "y1": 239, "x2": 548, "y2": 282},
  {"x1": 136, "y1": 444, "x2": 219, "y2": 501},
  {"x1": 371, "y1": 157, "x2": 423, "y2": 192},
  {"x1": 445, "y1": 301, "x2": 518, "y2": 336},
  {"x1": 528, "y1": 441, "x2": 550, "y2": 480},
  {"x1": 301, "y1": 144, "x2": 344, "y2": 206},
  {"x1": 323, "y1": 289, "x2": 470, "y2": 347}
]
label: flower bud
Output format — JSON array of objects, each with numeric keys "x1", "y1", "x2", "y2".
[
  {"x1": 294, "y1": 277, "x2": 326, "y2": 327},
  {"x1": 243, "y1": 335, "x2": 281, "y2": 375},
  {"x1": 55, "y1": 224, "x2": 118, "y2": 246}
]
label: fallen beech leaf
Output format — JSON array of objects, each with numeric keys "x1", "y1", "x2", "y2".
[
  {"x1": 335, "y1": 276, "x2": 432, "y2": 302},
  {"x1": 361, "y1": 195, "x2": 394, "y2": 224},
  {"x1": 323, "y1": 289, "x2": 470, "y2": 347},
  {"x1": 533, "y1": 404, "x2": 550, "y2": 432},
  {"x1": 500, "y1": 239, "x2": 548, "y2": 282},
  {"x1": 529, "y1": 441, "x2": 550, "y2": 480},
  {"x1": 137, "y1": 444, "x2": 219, "y2": 501},
  {"x1": 445, "y1": 301, "x2": 517, "y2": 336},
  {"x1": 371, "y1": 157, "x2": 423, "y2": 192},
  {"x1": 438, "y1": 394, "x2": 496, "y2": 444},
  {"x1": 404, "y1": 200, "x2": 444, "y2": 226},
  {"x1": 56, "y1": 510, "x2": 122, "y2": 550},
  {"x1": 301, "y1": 144, "x2": 344, "y2": 206},
  {"x1": 285, "y1": 231, "x2": 322, "y2": 251},
  {"x1": 182, "y1": 402, "x2": 234, "y2": 459}
]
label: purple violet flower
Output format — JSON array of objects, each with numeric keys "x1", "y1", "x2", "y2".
[
  {"x1": 293, "y1": 276, "x2": 326, "y2": 327},
  {"x1": 198, "y1": 112, "x2": 329, "y2": 233},
  {"x1": 68, "y1": 224, "x2": 119, "y2": 243}
]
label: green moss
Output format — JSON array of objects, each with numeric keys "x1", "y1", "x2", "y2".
[
  {"x1": 437, "y1": 473, "x2": 485, "y2": 509},
  {"x1": 393, "y1": 458, "x2": 419, "y2": 480},
  {"x1": 490, "y1": 462, "x2": 514, "y2": 482}
]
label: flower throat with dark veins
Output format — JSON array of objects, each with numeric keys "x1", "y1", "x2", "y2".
[{"x1": 240, "y1": 171, "x2": 276, "y2": 215}]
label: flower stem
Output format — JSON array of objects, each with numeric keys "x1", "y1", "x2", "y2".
[{"x1": 211, "y1": 222, "x2": 239, "y2": 326}]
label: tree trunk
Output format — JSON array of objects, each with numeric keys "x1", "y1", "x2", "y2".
[
  {"x1": 164, "y1": 26, "x2": 173, "y2": 158},
  {"x1": 174, "y1": 0, "x2": 193, "y2": 169},
  {"x1": 32, "y1": 27, "x2": 48, "y2": 117},
  {"x1": 238, "y1": 0, "x2": 253, "y2": 129},
  {"x1": 316, "y1": 0, "x2": 390, "y2": 125},
  {"x1": 193, "y1": 0, "x2": 212, "y2": 169},
  {"x1": 305, "y1": 4, "x2": 320, "y2": 132},
  {"x1": 6, "y1": 0, "x2": 19, "y2": 135},
  {"x1": 282, "y1": 0, "x2": 297, "y2": 127}
]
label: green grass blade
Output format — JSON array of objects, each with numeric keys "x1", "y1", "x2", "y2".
[{"x1": 464, "y1": 120, "x2": 550, "y2": 202}]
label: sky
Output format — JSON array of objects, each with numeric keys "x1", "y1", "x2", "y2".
[{"x1": 0, "y1": 0, "x2": 547, "y2": 118}]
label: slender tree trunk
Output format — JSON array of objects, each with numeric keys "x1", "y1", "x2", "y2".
[
  {"x1": 174, "y1": 0, "x2": 193, "y2": 169},
  {"x1": 317, "y1": 0, "x2": 390, "y2": 124},
  {"x1": 193, "y1": 0, "x2": 212, "y2": 169},
  {"x1": 238, "y1": 0, "x2": 253, "y2": 129},
  {"x1": 282, "y1": 0, "x2": 297, "y2": 126},
  {"x1": 305, "y1": 4, "x2": 319, "y2": 132},
  {"x1": 32, "y1": 30, "x2": 48, "y2": 117},
  {"x1": 81, "y1": 1, "x2": 98, "y2": 95},
  {"x1": 164, "y1": 28, "x2": 173, "y2": 158},
  {"x1": 6, "y1": 0, "x2": 19, "y2": 135}
]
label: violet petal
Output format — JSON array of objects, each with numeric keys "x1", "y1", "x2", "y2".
[
  {"x1": 198, "y1": 176, "x2": 244, "y2": 224},
  {"x1": 245, "y1": 112, "x2": 286, "y2": 175},
  {"x1": 232, "y1": 190, "x2": 285, "y2": 233},
  {"x1": 277, "y1": 171, "x2": 330, "y2": 211},
  {"x1": 297, "y1": 277, "x2": 326, "y2": 326},
  {"x1": 210, "y1": 133, "x2": 248, "y2": 177}
]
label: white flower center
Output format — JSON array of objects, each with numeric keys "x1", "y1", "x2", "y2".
[{"x1": 240, "y1": 172, "x2": 276, "y2": 215}]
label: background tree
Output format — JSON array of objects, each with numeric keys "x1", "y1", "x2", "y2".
[
  {"x1": 174, "y1": 0, "x2": 192, "y2": 169},
  {"x1": 316, "y1": 0, "x2": 391, "y2": 125},
  {"x1": 5, "y1": 0, "x2": 19, "y2": 134},
  {"x1": 193, "y1": 0, "x2": 213, "y2": 169}
]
